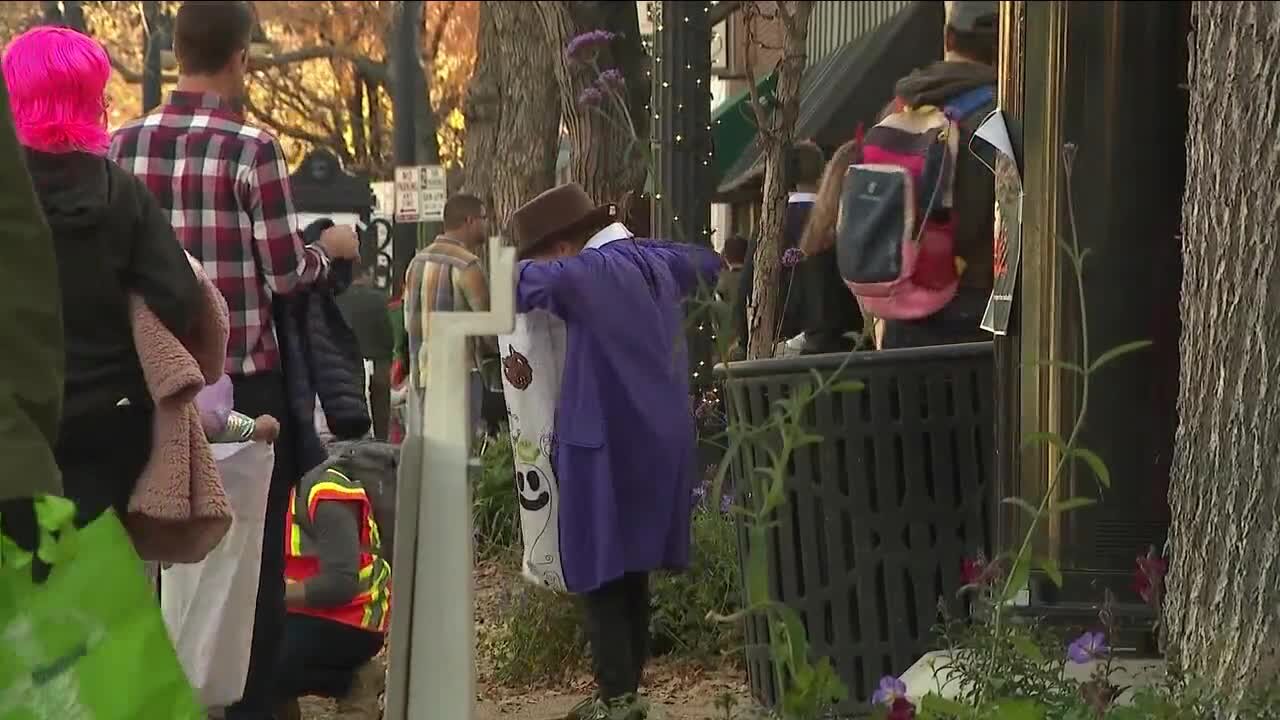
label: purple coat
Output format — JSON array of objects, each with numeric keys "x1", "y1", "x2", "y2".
[{"x1": 516, "y1": 237, "x2": 722, "y2": 593}]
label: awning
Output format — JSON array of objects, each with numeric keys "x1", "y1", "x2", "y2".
[
  {"x1": 715, "y1": 0, "x2": 945, "y2": 199},
  {"x1": 711, "y1": 72, "x2": 779, "y2": 186}
]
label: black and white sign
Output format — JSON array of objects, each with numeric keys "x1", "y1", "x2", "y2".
[{"x1": 394, "y1": 165, "x2": 446, "y2": 224}]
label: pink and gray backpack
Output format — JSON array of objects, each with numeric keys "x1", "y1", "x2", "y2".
[{"x1": 836, "y1": 86, "x2": 994, "y2": 320}]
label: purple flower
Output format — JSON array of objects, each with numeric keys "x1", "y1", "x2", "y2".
[
  {"x1": 871, "y1": 676, "x2": 907, "y2": 706},
  {"x1": 782, "y1": 247, "x2": 805, "y2": 268},
  {"x1": 1067, "y1": 631, "x2": 1109, "y2": 664},
  {"x1": 690, "y1": 482, "x2": 707, "y2": 509},
  {"x1": 598, "y1": 68, "x2": 626, "y2": 88},
  {"x1": 720, "y1": 491, "x2": 733, "y2": 515},
  {"x1": 577, "y1": 87, "x2": 603, "y2": 108},
  {"x1": 565, "y1": 30, "x2": 616, "y2": 61}
]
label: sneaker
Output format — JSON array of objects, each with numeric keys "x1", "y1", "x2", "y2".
[
  {"x1": 564, "y1": 694, "x2": 600, "y2": 720},
  {"x1": 587, "y1": 694, "x2": 649, "y2": 720},
  {"x1": 335, "y1": 659, "x2": 386, "y2": 720}
]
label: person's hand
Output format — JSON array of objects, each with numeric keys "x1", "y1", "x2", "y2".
[
  {"x1": 252, "y1": 415, "x2": 281, "y2": 443},
  {"x1": 318, "y1": 224, "x2": 360, "y2": 260}
]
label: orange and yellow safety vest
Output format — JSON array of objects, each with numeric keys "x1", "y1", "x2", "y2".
[{"x1": 284, "y1": 467, "x2": 392, "y2": 633}]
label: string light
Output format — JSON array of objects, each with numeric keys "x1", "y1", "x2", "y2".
[{"x1": 651, "y1": 1, "x2": 717, "y2": 387}]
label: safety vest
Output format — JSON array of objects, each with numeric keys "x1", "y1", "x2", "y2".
[{"x1": 284, "y1": 467, "x2": 392, "y2": 633}]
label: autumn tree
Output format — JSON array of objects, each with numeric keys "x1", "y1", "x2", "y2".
[
  {"x1": 460, "y1": 1, "x2": 560, "y2": 231},
  {"x1": 744, "y1": 1, "x2": 813, "y2": 359},
  {"x1": 1164, "y1": 0, "x2": 1280, "y2": 694},
  {"x1": 535, "y1": 1, "x2": 650, "y2": 211},
  {"x1": 0, "y1": 1, "x2": 479, "y2": 178}
]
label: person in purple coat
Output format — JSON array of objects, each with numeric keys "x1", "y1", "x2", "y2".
[{"x1": 507, "y1": 183, "x2": 721, "y2": 719}]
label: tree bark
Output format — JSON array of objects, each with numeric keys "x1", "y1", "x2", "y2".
[
  {"x1": 535, "y1": 1, "x2": 650, "y2": 209},
  {"x1": 461, "y1": 1, "x2": 560, "y2": 232},
  {"x1": 41, "y1": 0, "x2": 85, "y2": 31},
  {"x1": 745, "y1": 1, "x2": 813, "y2": 360},
  {"x1": 1164, "y1": 0, "x2": 1280, "y2": 693}
]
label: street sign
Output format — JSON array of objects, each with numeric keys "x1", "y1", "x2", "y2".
[
  {"x1": 394, "y1": 165, "x2": 447, "y2": 224},
  {"x1": 394, "y1": 166, "x2": 422, "y2": 224},
  {"x1": 419, "y1": 165, "x2": 447, "y2": 222}
]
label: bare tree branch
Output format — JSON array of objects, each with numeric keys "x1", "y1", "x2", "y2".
[
  {"x1": 243, "y1": 95, "x2": 335, "y2": 149},
  {"x1": 109, "y1": 46, "x2": 389, "y2": 86},
  {"x1": 425, "y1": 2, "x2": 457, "y2": 60}
]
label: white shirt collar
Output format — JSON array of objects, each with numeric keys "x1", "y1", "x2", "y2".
[
  {"x1": 788, "y1": 192, "x2": 817, "y2": 204},
  {"x1": 585, "y1": 222, "x2": 633, "y2": 250}
]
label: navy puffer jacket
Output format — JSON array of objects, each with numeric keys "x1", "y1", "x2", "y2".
[{"x1": 274, "y1": 219, "x2": 373, "y2": 474}]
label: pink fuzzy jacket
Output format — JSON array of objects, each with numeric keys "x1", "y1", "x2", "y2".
[{"x1": 126, "y1": 254, "x2": 232, "y2": 564}]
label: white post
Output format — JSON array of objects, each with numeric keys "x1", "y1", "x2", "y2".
[{"x1": 384, "y1": 237, "x2": 515, "y2": 720}]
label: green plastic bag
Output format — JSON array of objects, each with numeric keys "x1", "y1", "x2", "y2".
[{"x1": 0, "y1": 497, "x2": 204, "y2": 719}]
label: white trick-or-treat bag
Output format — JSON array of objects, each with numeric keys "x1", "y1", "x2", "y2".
[{"x1": 498, "y1": 310, "x2": 568, "y2": 593}]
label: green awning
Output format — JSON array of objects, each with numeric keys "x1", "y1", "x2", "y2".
[{"x1": 711, "y1": 72, "x2": 778, "y2": 185}]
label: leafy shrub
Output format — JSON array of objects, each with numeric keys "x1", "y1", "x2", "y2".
[
  {"x1": 472, "y1": 433, "x2": 519, "y2": 557},
  {"x1": 651, "y1": 507, "x2": 743, "y2": 661},
  {"x1": 483, "y1": 581, "x2": 587, "y2": 687},
  {"x1": 480, "y1": 506, "x2": 745, "y2": 687}
]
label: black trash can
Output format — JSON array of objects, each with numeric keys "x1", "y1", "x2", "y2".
[{"x1": 715, "y1": 343, "x2": 995, "y2": 712}]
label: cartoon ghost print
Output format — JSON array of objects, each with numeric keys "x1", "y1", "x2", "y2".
[{"x1": 514, "y1": 457, "x2": 559, "y2": 579}]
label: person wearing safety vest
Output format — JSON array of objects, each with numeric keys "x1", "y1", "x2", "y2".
[{"x1": 273, "y1": 460, "x2": 391, "y2": 720}]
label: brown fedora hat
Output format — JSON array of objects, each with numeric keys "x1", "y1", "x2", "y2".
[{"x1": 509, "y1": 183, "x2": 618, "y2": 258}]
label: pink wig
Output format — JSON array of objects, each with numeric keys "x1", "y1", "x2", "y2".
[{"x1": 2, "y1": 26, "x2": 111, "y2": 155}]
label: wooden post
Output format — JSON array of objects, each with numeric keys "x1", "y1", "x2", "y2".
[{"x1": 383, "y1": 237, "x2": 515, "y2": 720}]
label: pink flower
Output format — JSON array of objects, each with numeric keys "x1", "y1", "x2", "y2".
[
  {"x1": 960, "y1": 553, "x2": 999, "y2": 587},
  {"x1": 1134, "y1": 549, "x2": 1168, "y2": 606},
  {"x1": 887, "y1": 697, "x2": 916, "y2": 720}
]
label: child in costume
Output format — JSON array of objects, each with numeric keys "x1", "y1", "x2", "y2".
[{"x1": 505, "y1": 183, "x2": 721, "y2": 719}]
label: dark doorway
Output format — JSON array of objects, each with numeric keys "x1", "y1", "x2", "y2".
[{"x1": 1045, "y1": 1, "x2": 1190, "y2": 603}]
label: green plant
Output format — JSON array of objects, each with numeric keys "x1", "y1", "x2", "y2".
[
  {"x1": 483, "y1": 581, "x2": 587, "y2": 687},
  {"x1": 885, "y1": 145, "x2": 1173, "y2": 720},
  {"x1": 689, "y1": 282, "x2": 859, "y2": 720},
  {"x1": 472, "y1": 432, "x2": 520, "y2": 557},
  {"x1": 650, "y1": 507, "x2": 743, "y2": 662}
]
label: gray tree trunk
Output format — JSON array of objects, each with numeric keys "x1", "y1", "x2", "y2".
[
  {"x1": 746, "y1": 1, "x2": 813, "y2": 360},
  {"x1": 1164, "y1": 0, "x2": 1280, "y2": 693},
  {"x1": 535, "y1": 0, "x2": 650, "y2": 211},
  {"x1": 461, "y1": 1, "x2": 560, "y2": 232}
]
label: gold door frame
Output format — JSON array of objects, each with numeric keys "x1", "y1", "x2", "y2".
[{"x1": 1002, "y1": 0, "x2": 1069, "y2": 558}]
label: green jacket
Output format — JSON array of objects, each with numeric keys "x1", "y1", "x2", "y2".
[{"x1": 0, "y1": 80, "x2": 64, "y2": 501}]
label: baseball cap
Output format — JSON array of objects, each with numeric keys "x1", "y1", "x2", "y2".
[{"x1": 948, "y1": 1, "x2": 999, "y2": 33}]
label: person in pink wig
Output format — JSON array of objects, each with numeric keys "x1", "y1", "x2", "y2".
[{"x1": 3, "y1": 26, "x2": 202, "y2": 528}]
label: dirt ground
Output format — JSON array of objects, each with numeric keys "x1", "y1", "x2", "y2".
[{"x1": 300, "y1": 560, "x2": 751, "y2": 720}]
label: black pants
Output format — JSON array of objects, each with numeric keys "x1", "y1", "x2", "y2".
[
  {"x1": 880, "y1": 287, "x2": 991, "y2": 349},
  {"x1": 275, "y1": 613, "x2": 384, "y2": 700},
  {"x1": 582, "y1": 572, "x2": 651, "y2": 699},
  {"x1": 227, "y1": 372, "x2": 299, "y2": 720},
  {"x1": 55, "y1": 399, "x2": 154, "y2": 528}
]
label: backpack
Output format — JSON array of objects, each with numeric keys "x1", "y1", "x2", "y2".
[
  {"x1": 836, "y1": 85, "x2": 994, "y2": 321},
  {"x1": 324, "y1": 439, "x2": 401, "y2": 566}
]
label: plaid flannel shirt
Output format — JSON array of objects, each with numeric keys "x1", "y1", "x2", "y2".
[
  {"x1": 109, "y1": 91, "x2": 329, "y2": 376},
  {"x1": 402, "y1": 238, "x2": 492, "y2": 390}
]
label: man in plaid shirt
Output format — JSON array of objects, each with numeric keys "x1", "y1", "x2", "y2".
[{"x1": 109, "y1": 3, "x2": 359, "y2": 718}]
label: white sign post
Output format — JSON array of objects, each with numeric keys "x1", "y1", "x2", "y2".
[{"x1": 383, "y1": 237, "x2": 515, "y2": 720}]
